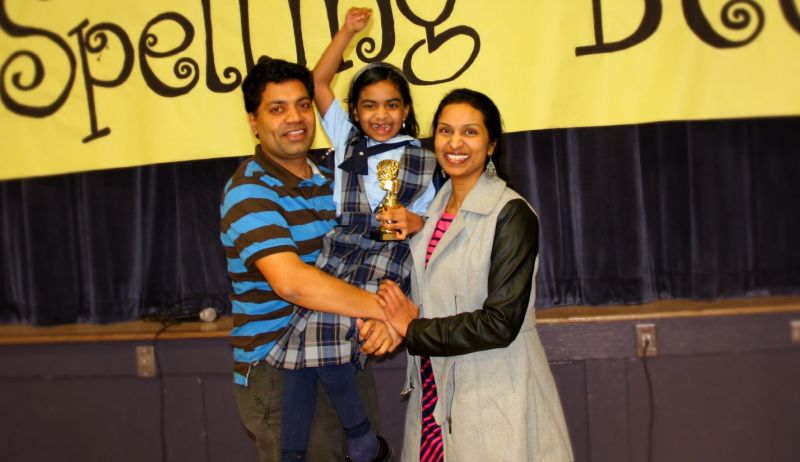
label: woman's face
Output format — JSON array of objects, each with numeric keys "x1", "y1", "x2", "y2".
[{"x1": 434, "y1": 103, "x2": 496, "y2": 185}]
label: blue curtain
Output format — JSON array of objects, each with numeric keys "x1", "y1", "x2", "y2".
[{"x1": 2, "y1": 117, "x2": 799, "y2": 325}]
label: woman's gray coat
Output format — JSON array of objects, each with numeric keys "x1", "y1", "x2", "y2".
[{"x1": 400, "y1": 173, "x2": 574, "y2": 461}]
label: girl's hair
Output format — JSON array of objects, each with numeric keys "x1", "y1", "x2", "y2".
[
  {"x1": 346, "y1": 62, "x2": 419, "y2": 139},
  {"x1": 431, "y1": 88, "x2": 504, "y2": 172}
]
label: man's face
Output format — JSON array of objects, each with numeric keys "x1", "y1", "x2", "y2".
[{"x1": 249, "y1": 80, "x2": 315, "y2": 166}]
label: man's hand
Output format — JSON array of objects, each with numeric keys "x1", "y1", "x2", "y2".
[
  {"x1": 344, "y1": 7, "x2": 372, "y2": 34},
  {"x1": 376, "y1": 206, "x2": 424, "y2": 240},
  {"x1": 356, "y1": 318, "x2": 401, "y2": 356},
  {"x1": 377, "y1": 280, "x2": 419, "y2": 337}
]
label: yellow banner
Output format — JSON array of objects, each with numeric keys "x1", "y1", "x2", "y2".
[{"x1": 2, "y1": 0, "x2": 799, "y2": 180}]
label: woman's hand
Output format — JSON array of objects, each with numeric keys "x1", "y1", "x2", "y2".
[
  {"x1": 377, "y1": 280, "x2": 419, "y2": 337},
  {"x1": 356, "y1": 318, "x2": 401, "y2": 355},
  {"x1": 376, "y1": 206, "x2": 424, "y2": 240}
]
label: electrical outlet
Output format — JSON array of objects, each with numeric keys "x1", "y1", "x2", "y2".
[
  {"x1": 136, "y1": 345, "x2": 157, "y2": 378},
  {"x1": 792, "y1": 320, "x2": 800, "y2": 344},
  {"x1": 636, "y1": 324, "x2": 658, "y2": 357}
]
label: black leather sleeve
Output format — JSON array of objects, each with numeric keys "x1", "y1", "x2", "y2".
[{"x1": 405, "y1": 199, "x2": 539, "y2": 357}]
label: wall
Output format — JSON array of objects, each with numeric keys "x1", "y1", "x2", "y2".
[{"x1": 1, "y1": 300, "x2": 799, "y2": 461}]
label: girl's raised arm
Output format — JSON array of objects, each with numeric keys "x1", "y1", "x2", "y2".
[{"x1": 312, "y1": 7, "x2": 371, "y2": 116}]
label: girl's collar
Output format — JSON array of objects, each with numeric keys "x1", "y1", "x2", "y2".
[{"x1": 366, "y1": 133, "x2": 415, "y2": 147}]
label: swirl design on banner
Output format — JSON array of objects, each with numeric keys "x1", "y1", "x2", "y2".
[
  {"x1": 354, "y1": 0, "x2": 395, "y2": 64},
  {"x1": 0, "y1": 1, "x2": 76, "y2": 117},
  {"x1": 76, "y1": 22, "x2": 134, "y2": 87},
  {"x1": 140, "y1": 12, "x2": 199, "y2": 97},
  {"x1": 397, "y1": 0, "x2": 480, "y2": 85},
  {"x1": 69, "y1": 20, "x2": 134, "y2": 142},
  {"x1": 683, "y1": 0, "x2": 765, "y2": 47},
  {"x1": 202, "y1": 0, "x2": 242, "y2": 92},
  {"x1": 781, "y1": 0, "x2": 800, "y2": 32}
]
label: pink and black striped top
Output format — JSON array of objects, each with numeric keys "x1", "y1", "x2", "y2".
[{"x1": 425, "y1": 212, "x2": 455, "y2": 266}]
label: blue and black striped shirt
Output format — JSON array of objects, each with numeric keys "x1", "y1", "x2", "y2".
[{"x1": 220, "y1": 145, "x2": 335, "y2": 385}]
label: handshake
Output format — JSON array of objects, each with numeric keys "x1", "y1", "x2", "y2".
[{"x1": 357, "y1": 280, "x2": 419, "y2": 356}]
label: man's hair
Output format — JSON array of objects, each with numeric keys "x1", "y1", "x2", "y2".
[{"x1": 241, "y1": 57, "x2": 314, "y2": 114}]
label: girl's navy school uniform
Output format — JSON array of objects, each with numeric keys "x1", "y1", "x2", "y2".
[{"x1": 266, "y1": 97, "x2": 436, "y2": 369}]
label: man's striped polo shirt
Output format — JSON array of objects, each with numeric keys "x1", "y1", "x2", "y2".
[{"x1": 220, "y1": 145, "x2": 335, "y2": 386}]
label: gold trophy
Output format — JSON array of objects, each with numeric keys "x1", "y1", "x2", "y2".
[{"x1": 373, "y1": 159, "x2": 403, "y2": 241}]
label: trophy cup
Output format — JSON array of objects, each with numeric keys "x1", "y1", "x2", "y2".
[{"x1": 372, "y1": 159, "x2": 403, "y2": 241}]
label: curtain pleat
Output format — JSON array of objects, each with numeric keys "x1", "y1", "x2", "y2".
[
  {"x1": 1, "y1": 158, "x2": 242, "y2": 325},
  {"x1": 498, "y1": 118, "x2": 800, "y2": 307}
]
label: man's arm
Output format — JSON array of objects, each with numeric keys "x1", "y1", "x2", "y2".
[{"x1": 255, "y1": 251, "x2": 384, "y2": 320}]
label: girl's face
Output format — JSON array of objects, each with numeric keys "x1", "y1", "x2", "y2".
[
  {"x1": 434, "y1": 103, "x2": 496, "y2": 185},
  {"x1": 354, "y1": 80, "x2": 409, "y2": 142}
]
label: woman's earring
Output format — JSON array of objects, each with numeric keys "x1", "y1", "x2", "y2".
[
  {"x1": 402, "y1": 119, "x2": 406, "y2": 130},
  {"x1": 485, "y1": 155, "x2": 497, "y2": 178}
]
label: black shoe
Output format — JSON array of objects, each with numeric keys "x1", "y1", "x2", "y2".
[
  {"x1": 345, "y1": 435, "x2": 392, "y2": 462},
  {"x1": 372, "y1": 435, "x2": 392, "y2": 462}
]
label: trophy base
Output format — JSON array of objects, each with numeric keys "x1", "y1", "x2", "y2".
[{"x1": 370, "y1": 229, "x2": 404, "y2": 241}]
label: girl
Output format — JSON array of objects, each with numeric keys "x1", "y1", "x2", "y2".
[{"x1": 266, "y1": 7, "x2": 437, "y2": 462}]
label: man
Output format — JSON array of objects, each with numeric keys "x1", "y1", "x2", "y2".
[{"x1": 220, "y1": 57, "x2": 396, "y2": 461}]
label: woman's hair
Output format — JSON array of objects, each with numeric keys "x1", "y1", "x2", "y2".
[
  {"x1": 431, "y1": 88, "x2": 504, "y2": 166},
  {"x1": 346, "y1": 62, "x2": 419, "y2": 139}
]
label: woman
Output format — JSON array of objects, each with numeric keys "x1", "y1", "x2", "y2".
[{"x1": 376, "y1": 89, "x2": 574, "y2": 461}]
